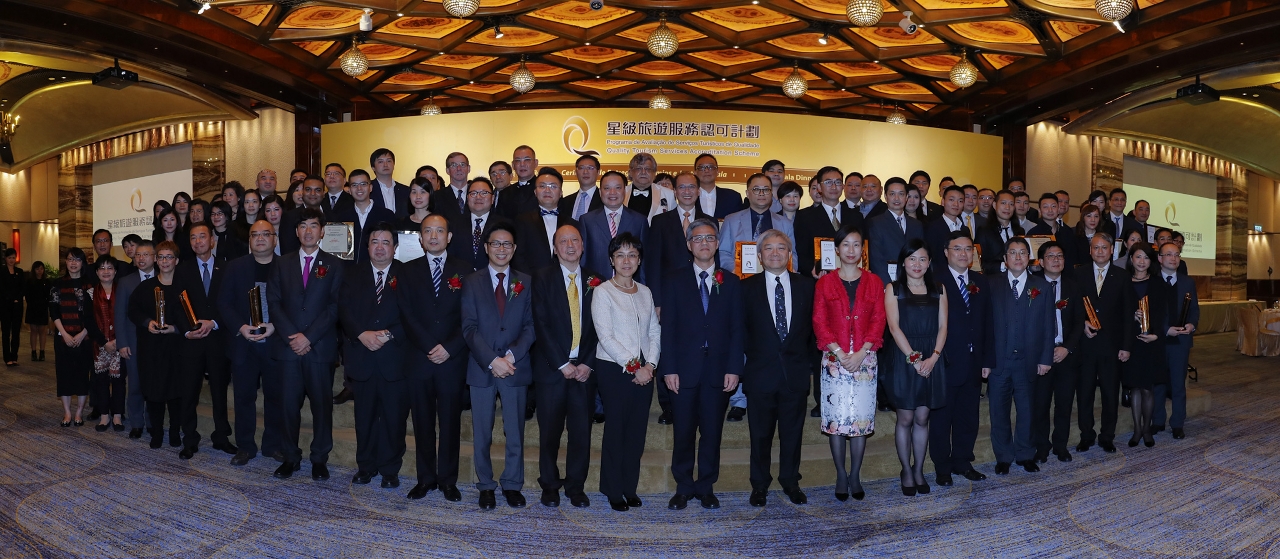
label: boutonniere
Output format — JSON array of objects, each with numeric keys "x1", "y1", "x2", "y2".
[
  {"x1": 1028, "y1": 287, "x2": 1041, "y2": 301},
  {"x1": 967, "y1": 283, "x2": 980, "y2": 295},
  {"x1": 712, "y1": 269, "x2": 725, "y2": 294},
  {"x1": 586, "y1": 275, "x2": 602, "y2": 292},
  {"x1": 388, "y1": 276, "x2": 398, "y2": 290},
  {"x1": 906, "y1": 351, "x2": 924, "y2": 365},
  {"x1": 447, "y1": 274, "x2": 462, "y2": 291},
  {"x1": 1056, "y1": 298, "x2": 1068, "y2": 310},
  {"x1": 508, "y1": 279, "x2": 525, "y2": 300},
  {"x1": 315, "y1": 264, "x2": 328, "y2": 279}
]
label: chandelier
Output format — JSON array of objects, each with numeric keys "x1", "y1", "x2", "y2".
[
  {"x1": 338, "y1": 42, "x2": 369, "y2": 77},
  {"x1": 647, "y1": 14, "x2": 679, "y2": 59},
  {"x1": 846, "y1": 0, "x2": 884, "y2": 27},
  {"x1": 1094, "y1": 0, "x2": 1134, "y2": 21},
  {"x1": 443, "y1": 0, "x2": 480, "y2": 18},
  {"x1": 886, "y1": 106, "x2": 907, "y2": 125},
  {"x1": 781, "y1": 62, "x2": 808, "y2": 99},
  {"x1": 0, "y1": 111, "x2": 18, "y2": 143},
  {"x1": 949, "y1": 49, "x2": 978, "y2": 89},
  {"x1": 650, "y1": 87, "x2": 671, "y2": 110},
  {"x1": 509, "y1": 58, "x2": 536, "y2": 94},
  {"x1": 420, "y1": 94, "x2": 441, "y2": 116}
]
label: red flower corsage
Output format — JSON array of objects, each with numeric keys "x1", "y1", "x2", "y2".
[
  {"x1": 388, "y1": 276, "x2": 397, "y2": 290},
  {"x1": 586, "y1": 275, "x2": 602, "y2": 292},
  {"x1": 1028, "y1": 287, "x2": 1041, "y2": 301},
  {"x1": 712, "y1": 269, "x2": 725, "y2": 294},
  {"x1": 1056, "y1": 299, "x2": 1068, "y2": 310},
  {"x1": 967, "y1": 283, "x2": 980, "y2": 295},
  {"x1": 624, "y1": 357, "x2": 642, "y2": 374},
  {"x1": 825, "y1": 351, "x2": 838, "y2": 363},
  {"x1": 315, "y1": 264, "x2": 328, "y2": 279},
  {"x1": 509, "y1": 280, "x2": 525, "y2": 300},
  {"x1": 447, "y1": 274, "x2": 462, "y2": 291},
  {"x1": 907, "y1": 351, "x2": 923, "y2": 365}
]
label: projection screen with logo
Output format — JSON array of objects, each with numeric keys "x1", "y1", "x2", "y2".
[
  {"x1": 1121, "y1": 155, "x2": 1216, "y2": 276},
  {"x1": 93, "y1": 143, "x2": 194, "y2": 243}
]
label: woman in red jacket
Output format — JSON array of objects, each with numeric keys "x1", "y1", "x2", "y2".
[{"x1": 813, "y1": 225, "x2": 886, "y2": 501}]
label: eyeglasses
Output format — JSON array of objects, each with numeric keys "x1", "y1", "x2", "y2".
[
  {"x1": 979, "y1": 195, "x2": 995, "y2": 201},
  {"x1": 446, "y1": 162, "x2": 469, "y2": 169},
  {"x1": 1006, "y1": 250, "x2": 1030, "y2": 257},
  {"x1": 749, "y1": 187, "x2": 772, "y2": 194},
  {"x1": 689, "y1": 234, "x2": 718, "y2": 244},
  {"x1": 576, "y1": 165, "x2": 598, "y2": 171},
  {"x1": 536, "y1": 182, "x2": 560, "y2": 189},
  {"x1": 249, "y1": 232, "x2": 276, "y2": 239},
  {"x1": 350, "y1": 181, "x2": 370, "y2": 188},
  {"x1": 947, "y1": 246, "x2": 975, "y2": 253},
  {"x1": 490, "y1": 169, "x2": 510, "y2": 176},
  {"x1": 487, "y1": 241, "x2": 514, "y2": 249},
  {"x1": 512, "y1": 157, "x2": 534, "y2": 164},
  {"x1": 156, "y1": 255, "x2": 176, "y2": 261},
  {"x1": 821, "y1": 179, "x2": 842, "y2": 187},
  {"x1": 467, "y1": 191, "x2": 492, "y2": 198},
  {"x1": 1042, "y1": 253, "x2": 1064, "y2": 260},
  {"x1": 695, "y1": 165, "x2": 717, "y2": 172}
]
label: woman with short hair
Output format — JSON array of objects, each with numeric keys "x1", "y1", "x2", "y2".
[
  {"x1": 89, "y1": 256, "x2": 125, "y2": 432},
  {"x1": 50, "y1": 248, "x2": 104, "y2": 427}
]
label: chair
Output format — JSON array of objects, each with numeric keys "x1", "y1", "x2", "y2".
[
  {"x1": 1237, "y1": 306, "x2": 1280, "y2": 357},
  {"x1": 1259, "y1": 310, "x2": 1280, "y2": 357}
]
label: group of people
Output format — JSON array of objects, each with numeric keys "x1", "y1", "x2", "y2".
[{"x1": 39, "y1": 144, "x2": 1200, "y2": 512}]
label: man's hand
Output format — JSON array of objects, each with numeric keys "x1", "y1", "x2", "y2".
[
  {"x1": 119, "y1": 347, "x2": 132, "y2": 360},
  {"x1": 664, "y1": 373, "x2": 679, "y2": 394},
  {"x1": 573, "y1": 364, "x2": 592, "y2": 382},
  {"x1": 723, "y1": 374, "x2": 739, "y2": 392},
  {"x1": 427, "y1": 344, "x2": 449, "y2": 364},
  {"x1": 490, "y1": 357, "x2": 514, "y2": 378},
  {"x1": 288, "y1": 333, "x2": 311, "y2": 356},
  {"x1": 982, "y1": 367, "x2": 991, "y2": 379},
  {"x1": 1053, "y1": 347, "x2": 1068, "y2": 363},
  {"x1": 358, "y1": 331, "x2": 386, "y2": 351},
  {"x1": 185, "y1": 320, "x2": 215, "y2": 339},
  {"x1": 242, "y1": 323, "x2": 275, "y2": 342},
  {"x1": 1118, "y1": 350, "x2": 1131, "y2": 362},
  {"x1": 1037, "y1": 364, "x2": 1052, "y2": 376},
  {"x1": 1084, "y1": 323, "x2": 1097, "y2": 339},
  {"x1": 560, "y1": 363, "x2": 577, "y2": 379}
]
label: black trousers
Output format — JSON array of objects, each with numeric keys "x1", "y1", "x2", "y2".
[
  {"x1": 352, "y1": 375, "x2": 408, "y2": 477},
  {"x1": 596, "y1": 360, "x2": 652, "y2": 500},
  {"x1": 1077, "y1": 351, "x2": 1120, "y2": 445},
  {"x1": 406, "y1": 362, "x2": 465, "y2": 487},
  {"x1": 746, "y1": 387, "x2": 807, "y2": 491},
  {"x1": 670, "y1": 378, "x2": 730, "y2": 496},
  {"x1": 231, "y1": 354, "x2": 283, "y2": 457},
  {"x1": 184, "y1": 341, "x2": 231, "y2": 446},
  {"x1": 279, "y1": 358, "x2": 334, "y2": 465},
  {"x1": 1033, "y1": 358, "x2": 1078, "y2": 455},
  {"x1": 929, "y1": 370, "x2": 982, "y2": 476},
  {"x1": 0, "y1": 304, "x2": 20, "y2": 362},
  {"x1": 535, "y1": 373, "x2": 596, "y2": 495},
  {"x1": 147, "y1": 398, "x2": 181, "y2": 441},
  {"x1": 90, "y1": 372, "x2": 126, "y2": 416}
]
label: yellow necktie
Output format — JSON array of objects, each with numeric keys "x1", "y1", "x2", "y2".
[
  {"x1": 1095, "y1": 269, "x2": 1105, "y2": 293},
  {"x1": 831, "y1": 207, "x2": 840, "y2": 230},
  {"x1": 964, "y1": 214, "x2": 973, "y2": 235},
  {"x1": 568, "y1": 273, "x2": 581, "y2": 351},
  {"x1": 682, "y1": 211, "x2": 691, "y2": 232}
]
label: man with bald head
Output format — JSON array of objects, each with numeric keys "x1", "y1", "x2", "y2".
[
  {"x1": 256, "y1": 169, "x2": 278, "y2": 199},
  {"x1": 858, "y1": 174, "x2": 887, "y2": 219}
]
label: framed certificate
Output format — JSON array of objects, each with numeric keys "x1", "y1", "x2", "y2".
[
  {"x1": 970, "y1": 243, "x2": 983, "y2": 272},
  {"x1": 735, "y1": 241, "x2": 760, "y2": 278},
  {"x1": 395, "y1": 231, "x2": 424, "y2": 262},
  {"x1": 815, "y1": 238, "x2": 837, "y2": 271},
  {"x1": 1026, "y1": 235, "x2": 1056, "y2": 266},
  {"x1": 321, "y1": 222, "x2": 355, "y2": 260}
]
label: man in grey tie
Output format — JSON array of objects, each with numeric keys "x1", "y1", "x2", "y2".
[{"x1": 174, "y1": 223, "x2": 235, "y2": 459}]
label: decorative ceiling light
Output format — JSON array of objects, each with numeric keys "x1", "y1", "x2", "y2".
[
  {"x1": 949, "y1": 48, "x2": 978, "y2": 89},
  {"x1": 782, "y1": 62, "x2": 808, "y2": 99},
  {"x1": 0, "y1": 111, "x2": 19, "y2": 142},
  {"x1": 359, "y1": 8, "x2": 373, "y2": 32},
  {"x1": 886, "y1": 105, "x2": 907, "y2": 125},
  {"x1": 338, "y1": 41, "x2": 369, "y2": 77},
  {"x1": 846, "y1": 0, "x2": 884, "y2": 27},
  {"x1": 509, "y1": 57, "x2": 536, "y2": 93},
  {"x1": 493, "y1": 23, "x2": 504, "y2": 39},
  {"x1": 817, "y1": 31, "x2": 830, "y2": 46},
  {"x1": 420, "y1": 94, "x2": 441, "y2": 116},
  {"x1": 650, "y1": 86, "x2": 671, "y2": 110},
  {"x1": 647, "y1": 14, "x2": 679, "y2": 59},
  {"x1": 1094, "y1": 0, "x2": 1134, "y2": 21},
  {"x1": 198, "y1": 2, "x2": 211, "y2": 15},
  {"x1": 443, "y1": 0, "x2": 480, "y2": 18}
]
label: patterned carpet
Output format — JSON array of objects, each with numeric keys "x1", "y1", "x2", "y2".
[{"x1": 1, "y1": 331, "x2": 1278, "y2": 558}]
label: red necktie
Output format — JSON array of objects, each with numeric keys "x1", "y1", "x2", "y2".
[{"x1": 494, "y1": 272, "x2": 506, "y2": 316}]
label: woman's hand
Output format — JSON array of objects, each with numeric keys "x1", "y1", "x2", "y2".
[
  {"x1": 633, "y1": 365, "x2": 653, "y2": 386},
  {"x1": 916, "y1": 355, "x2": 938, "y2": 377},
  {"x1": 105, "y1": 340, "x2": 117, "y2": 353},
  {"x1": 843, "y1": 350, "x2": 867, "y2": 372},
  {"x1": 60, "y1": 331, "x2": 74, "y2": 346}
]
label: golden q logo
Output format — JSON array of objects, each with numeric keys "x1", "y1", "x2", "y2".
[
  {"x1": 130, "y1": 189, "x2": 146, "y2": 213},
  {"x1": 562, "y1": 116, "x2": 600, "y2": 158},
  {"x1": 1164, "y1": 201, "x2": 1179, "y2": 227}
]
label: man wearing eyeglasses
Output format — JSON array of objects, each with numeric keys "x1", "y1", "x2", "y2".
[
  {"x1": 449, "y1": 178, "x2": 514, "y2": 271},
  {"x1": 794, "y1": 166, "x2": 863, "y2": 280},
  {"x1": 320, "y1": 163, "x2": 351, "y2": 219},
  {"x1": 626, "y1": 152, "x2": 675, "y2": 223},
  {"x1": 332, "y1": 169, "x2": 395, "y2": 264},
  {"x1": 975, "y1": 188, "x2": 996, "y2": 228},
  {"x1": 513, "y1": 167, "x2": 579, "y2": 275},
  {"x1": 429, "y1": 152, "x2": 472, "y2": 224},
  {"x1": 559, "y1": 155, "x2": 605, "y2": 220},
  {"x1": 691, "y1": 153, "x2": 743, "y2": 219},
  {"x1": 1031, "y1": 241, "x2": 1083, "y2": 464},
  {"x1": 504, "y1": 146, "x2": 541, "y2": 217}
]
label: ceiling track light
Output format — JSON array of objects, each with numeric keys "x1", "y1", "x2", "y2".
[
  {"x1": 817, "y1": 31, "x2": 830, "y2": 46},
  {"x1": 359, "y1": 8, "x2": 373, "y2": 32},
  {"x1": 494, "y1": 23, "x2": 504, "y2": 39}
]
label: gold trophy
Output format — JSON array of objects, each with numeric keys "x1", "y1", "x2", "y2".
[
  {"x1": 178, "y1": 290, "x2": 200, "y2": 332},
  {"x1": 154, "y1": 286, "x2": 166, "y2": 328},
  {"x1": 1138, "y1": 295, "x2": 1151, "y2": 336},
  {"x1": 248, "y1": 285, "x2": 266, "y2": 335},
  {"x1": 1083, "y1": 296, "x2": 1102, "y2": 331}
]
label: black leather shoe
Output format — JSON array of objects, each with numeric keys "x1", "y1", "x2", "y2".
[
  {"x1": 609, "y1": 498, "x2": 629, "y2": 512},
  {"x1": 835, "y1": 491, "x2": 848, "y2": 502},
  {"x1": 810, "y1": 405, "x2": 821, "y2": 418},
  {"x1": 1151, "y1": 424, "x2": 1165, "y2": 434},
  {"x1": 169, "y1": 431, "x2": 181, "y2": 448},
  {"x1": 441, "y1": 485, "x2": 462, "y2": 502},
  {"x1": 1099, "y1": 441, "x2": 1117, "y2": 453},
  {"x1": 87, "y1": 410, "x2": 103, "y2": 421},
  {"x1": 274, "y1": 462, "x2": 300, "y2": 479},
  {"x1": 1055, "y1": 450, "x2": 1073, "y2": 462},
  {"x1": 668, "y1": 493, "x2": 690, "y2": 510},
  {"x1": 540, "y1": 489, "x2": 560, "y2": 507},
  {"x1": 1034, "y1": 451, "x2": 1049, "y2": 464},
  {"x1": 697, "y1": 493, "x2": 720, "y2": 509},
  {"x1": 73, "y1": 419, "x2": 84, "y2": 427},
  {"x1": 1076, "y1": 441, "x2": 1092, "y2": 453},
  {"x1": 213, "y1": 442, "x2": 238, "y2": 455},
  {"x1": 311, "y1": 463, "x2": 329, "y2": 480},
  {"x1": 407, "y1": 483, "x2": 435, "y2": 500},
  {"x1": 593, "y1": 413, "x2": 605, "y2": 424},
  {"x1": 269, "y1": 450, "x2": 286, "y2": 463},
  {"x1": 726, "y1": 406, "x2": 746, "y2": 422},
  {"x1": 916, "y1": 480, "x2": 931, "y2": 495},
  {"x1": 381, "y1": 475, "x2": 400, "y2": 489},
  {"x1": 352, "y1": 471, "x2": 374, "y2": 485},
  {"x1": 624, "y1": 494, "x2": 641, "y2": 508},
  {"x1": 113, "y1": 423, "x2": 125, "y2": 432},
  {"x1": 332, "y1": 387, "x2": 354, "y2": 405},
  {"x1": 95, "y1": 423, "x2": 109, "y2": 432},
  {"x1": 128, "y1": 428, "x2": 143, "y2": 439},
  {"x1": 658, "y1": 409, "x2": 673, "y2": 425},
  {"x1": 961, "y1": 469, "x2": 987, "y2": 481},
  {"x1": 935, "y1": 472, "x2": 954, "y2": 486},
  {"x1": 525, "y1": 406, "x2": 536, "y2": 421},
  {"x1": 749, "y1": 489, "x2": 767, "y2": 507},
  {"x1": 851, "y1": 490, "x2": 865, "y2": 501},
  {"x1": 149, "y1": 437, "x2": 162, "y2": 449},
  {"x1": 1128, "y1": 437, "x2": 1140, "y2": 448},
  {"x1": 569, "y1": 492, "x2": 591, "y2": 508},
  {"x1": 230, "y1": 450, "x2": 254, "y2": 466},
  {"x1": 479, "y1": 490, "x2": 496, "y2": 510},
  {"x1": 503, "y1": 490, "x2": 526, "y2": 508},
  {"x1": 1172, "y1": 428, "x2": 1185, "y2": 439},
  {"x1": 1017, "y1": 460, "x2": 1040, "y2": 473},
  {"x1": 783, "y1": 487, "x2": 807, "y2": 504},
  {"x1": 994, "y1": 462, "x2": 1011, "y2": 475},
  {"x1": 178, "y1": 447, "x2": 196, "y2": 460}
]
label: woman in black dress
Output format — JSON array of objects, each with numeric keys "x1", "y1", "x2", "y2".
[
  {"x1": 396, "y1": 178, "x2": 433, "y2": 232},
  {"x1": 153, "y1": 207, "x2": 192, "y2": 259},
  {"x1": 209, "y1": 201, "x2": 248, "y2": 261},
  {"x1": 0, "y1": 248, "x2": 24, "y2": 366},
  {"x1": 89, "y1": 257, "x2": 125, "y2": 432},
  {"x1": 883, "y1": 239, "x2": 948, "y2": 496},
  {"x1": 24, "y1": 261, "x2": 50, "y2": 361},
  {"x1": 1123, "y1": 243, "x2": 1168, "y2": 448},
  {"x1": 50, "y1": 248, "x2": 104, "y2": 427},
  {"x1": 127, "y1": 241, "x2": 185, "y2": 449}
]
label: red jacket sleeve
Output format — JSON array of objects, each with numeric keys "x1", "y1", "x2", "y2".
[
  {"x1": 855, "y1": 272, "x2": 886, "y2": 352},
  {"x1": 813, "y1": 274, "x2": 837, "y2": 351}
]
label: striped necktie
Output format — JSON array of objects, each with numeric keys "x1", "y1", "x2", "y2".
[
  {"x1": 375, "y1": 270, "x2": 384, "y2": 304},
  {"x1": 957, "y1": 274, "x2": 969, "y2": 307},
  {"x1": 431, "y1": 257, "x2": 443, "y2": 295}
]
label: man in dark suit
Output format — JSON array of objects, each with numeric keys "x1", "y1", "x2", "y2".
[
  {"x1": 320, "y1": 163, "x2": 351, "y2": 219},
  {"x1": 581, "y1": 171, "x2": 649, "y2": 280},
  {"x1": 1074, "y1": 232, "x2": 1135, "y2": 453},
  {"x1": 855, "y1": 174, "x2": 887, "y2": 220},
  {"x1": 172, "y1": 223, "x2": 233, "y2": 459},
  {"x1": 369, "y1": 148, "x2": 410, "y2": 220},
  {"x1": 741, "y1": 230, "x2": 812, "y2": 507},
  {"x1": 339, "y1": 223, "x2": 408, "y2": 489},
  {"x1": 429, "y1": 152, "x2": 471, "y2": 224},
  {"x1": 909, "y1": 170, "x2": 944, "y2": 223},
  {"x1": 449, "y1": 178, "x2": 515, "y2": 272},
  {"x1": 559, "y1": 155, "x2": 604, "y2": 220},
  {"x1": 332, "y1": 169, "x2": 396, "y2": 264},
  {"x1": 794, "y1": 166, "x2": 863, "y2": 279},
  {"x1": 399, "y1": 215, "x2": 471, "y2": 502},
  {"x1": 219, "y1": 220, "x2": 285, "y2": 466},
  {"x1": 116, "y1": 240, "x2": 156, "y2": 439},
  {"x1": 930, "y1": 232, "x2": 990, "y2": 486},
  {"x1": 462, "y1": 222, "x2": 536, "y2": 510},
  {"x1": 531, "y1": 224, "x2": 599, "y2": 508},
  {"x1": 1027, "y1": 193, "x2": 1079, "y2": 270},
  {"x1": 268, "y1": 208, "x2": 345, "y2": 481},
  {"x1": 1104, "y1": 188, "x2": 1142, "y2": 260},
  {"x1": 1131, "y1": 200, "x2": 1155, "y2": 244},
  {"x1": 1153, "y1": 242, "x2": 1199, "y2": 439},
  {"x1": 510, "y1": 145, "x2": 540, "y2": 196},
  {"x1": 1032, "y1": 241, "x2": 1083, "y2": 463},
  {"x1": 513, "y1": 167, "x2": 578, "y2": 275},
  {"x1": 961, "y1": 185, "x2": 981, "y2": 236},
  {"x1": 279, "y1": 176, "x2": 328, "y2": 255},
  {"x1": 693, "y1": 153, "x2": 743, "y2": 219},
  {"x1": 983, "y1": 236, "x2": 1056, "y2": 474},
  {"x1": 976, "y1": 190, "x2": 1024, "y2": 275},
  {"x1": 660, "y1": 218, "x2": 745, "y2": 510},
  {"x1": 924, "y1": 185, "x2": 972, "y2": 277},
  {"x1": 490, "y1": 160, "x2": 535, "y2": 220},
  {"x1": 864, "y1": 177, "x2": 925, "y2": 285},
  {"x1": 1007, "y1": 179, "x2": 1040, "y2": 223}
]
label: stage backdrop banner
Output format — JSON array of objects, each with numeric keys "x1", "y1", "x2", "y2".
[
  {"x1": 321, "y1": 108, "x2": 1002, "y2": 198},
  {"x1": 93, "y1": 143, "x2": 194, "y2": 243}
]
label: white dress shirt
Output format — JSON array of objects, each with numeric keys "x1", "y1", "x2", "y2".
[
  {"x1": 1007, "y1": 270, "x2": 1028, "y2": 298},
  {"x1": 541, "y1": 209, "x2": 558, "y2": 249},
  {"x1": 377, "y1": 178, "x2": 396, "y2": 214},
  {"x1": 764, "y1": 270, "x2": 792, "y2": 327},
  {"x1": 821, "y1": 202, "x2": 842, "y2": 226},
  {"x1": 353, "y1": 201, "x2": 373, "y2": 228},
  {"x1": 942, "y1": 214, "x2": 963, "y2": 232},
  {"x1": 694, "y1": 262, "x2": 716, "y2": 290},
  {"x1": 1046, "y1": 273, "x2": 1064, "y2": 345},
  {"x1": 888, "y1": 209, "x2": 907, "y2": 233},
  {"x1": 138, "y1": 268, "x2": 154, "y2": 281},
  {"x1": 299, "y1": 247, "x2": 319, "y2": 272},
  {"x1": 371, "y1": 261, "x2": 391, "y2": 285},
  {"x1": 699, "y1": 187, "x2": 717, "y2": 217},
  {"x1": 470, "y1": 211, "x2": 490, "y2": 234}
]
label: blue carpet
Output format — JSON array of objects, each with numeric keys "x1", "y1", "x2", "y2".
[{"x1": 0, "y1": 332, "x2": 1277, "y2": 558}]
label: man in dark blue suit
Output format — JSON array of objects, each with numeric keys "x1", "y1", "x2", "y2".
[
  {"x1": 219, "y1": 221, "x2": 285, "y2": 466},
  {"x1": 268, "y1": 208, "x2": 344, "y2": 481},
  {"x1": 1027, "y1": 193, "x2": 1079, "y2": 270},
  {"x1": 429, "y1": 152, "x2": 470, "y2": 225},
  {"x1": 173, "y1": 223, "x2": 233, "y2": 459},
  {"x1": 1153, "y1": 242, "x2": 1199, "y2": 439},
  {"x1": 693, "y1": 153, "x2": 743, "y2": 219},
  {"x1": 1033, "y1": 241, "x2": 1084, "y2": 463},
  {"x1": 448, "y1": 178, "x2": 515, "y2": 272},
  {"x1": 332, "y1": 169, "x2": 395, "y2": 264},
  {"x1": 1104, "y1": 188, "x2": 1142, "y2": 260},
  {"x1": 660, "y1": 218, "x2": 745, "y2": 510},
  {"x1": 512, "y1": 167, "x2": 578, "y2": 275},
  {"x1": 983, "y1": 236, "x2": 1056, "y2": 475},
  {"x1": 923, "y1": 185, "x2": 972, "y2": 277},
  {"x1": 398, "y1": 215, "x2": 472, "y2": 502},
  {"x1": 369, "y1": 148, "x2": 410, "y2": 220},
  {"x1": 1074, "y1": 233, "x2": 1135, "y2": 453},
  {"x1": 461, "y1": 222, "x2": 536, "y2": 510},
  {"x1": 929, "y1": 232, "x2": 991, "y2": 486},
  {"x1": 581, "y1": 171, "x2": 649, "y2": 280},
  {"x1": 864, "y1": 177, "x2": 925, "y2": 285}
]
